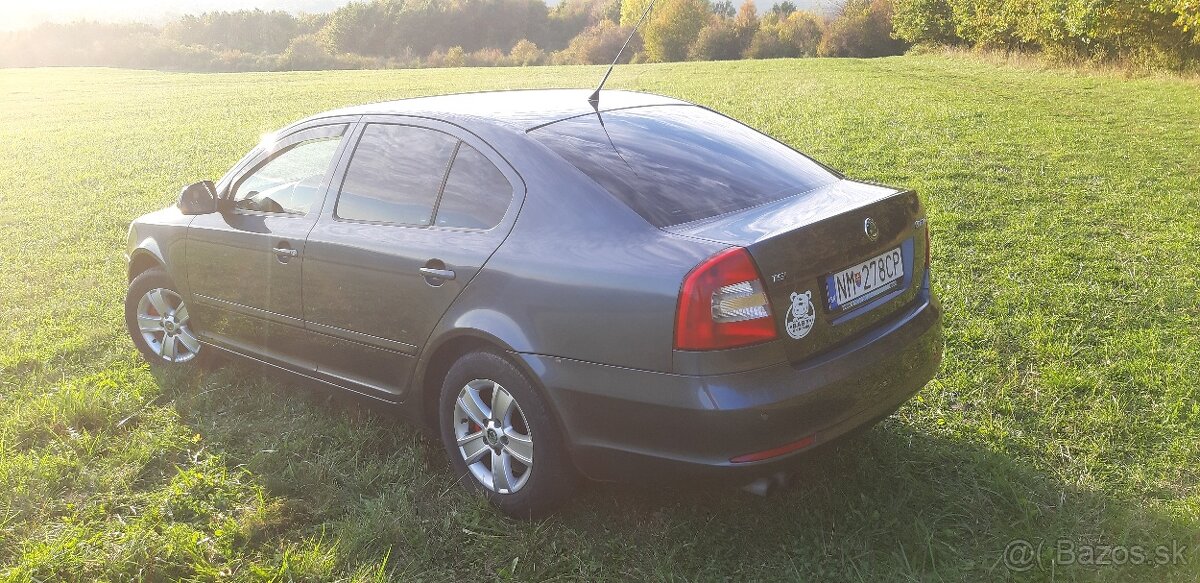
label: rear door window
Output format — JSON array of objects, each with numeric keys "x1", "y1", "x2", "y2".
[
  {"x1": 530, "y1": 105, "x2": 839, "y2": 227},
  {"x1": 335, "y1": 124, "x2": 459, "y2": 226}
]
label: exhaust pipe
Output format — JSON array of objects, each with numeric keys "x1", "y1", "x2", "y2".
[{"x1": 741, "y1": 471, "x2": 792, "y2": 496}]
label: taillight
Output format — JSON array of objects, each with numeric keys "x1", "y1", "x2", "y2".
[
  {"x1": 674, "y1": 247, "x2": 777, "y2": 351},
  {"x1": 924, "y1": 222, "x2": 931, "y2": 269}
]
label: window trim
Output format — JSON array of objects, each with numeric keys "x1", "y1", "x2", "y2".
[
  {"x1": 331, "y1": 121, "x2": 515, "y2": 233},
  {"x1": 426, "y1": 140, "x2": 461, "y2": 226},
  {"x1": 225, "y1": 123, "x2": 349, "y2": 219}
]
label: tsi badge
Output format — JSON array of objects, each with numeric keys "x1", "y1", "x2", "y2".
[{"x1": 785, "y1": 291, "x2": 816, "y2": 340}]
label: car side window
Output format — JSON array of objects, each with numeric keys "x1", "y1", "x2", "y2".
[
  {"x1": 232, "y1": 136, "x2": 343, "y2": 215},
  {"x1": 434, "y1": 143, "x2": 512, "y2": 230},
  {"x1": 335, "y1": 124, "x2": 459, "y2": 226}
]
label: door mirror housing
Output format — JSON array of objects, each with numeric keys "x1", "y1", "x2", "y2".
[{"x1": 178, "y1": 180, "x2": 218, "y2": 215}]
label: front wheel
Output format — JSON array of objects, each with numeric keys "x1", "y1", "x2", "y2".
[
  {"x1": 124, "y1": 267, "x2": 209, "y2": 367},
  {"x1": 439, "y1": 350, "x2": 576, "y2": 518}
]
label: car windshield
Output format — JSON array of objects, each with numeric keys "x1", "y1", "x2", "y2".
[{"x1": 530, "y1": 105, "x2": 839, "y2": 227}]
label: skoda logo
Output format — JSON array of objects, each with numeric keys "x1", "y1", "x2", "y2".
[{"x1": 863, "y1": 217, "x2": 879, "y2": 241}]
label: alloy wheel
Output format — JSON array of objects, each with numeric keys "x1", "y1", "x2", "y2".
[
  {"x1": 135, "y1": 287, "x2": 200, "y2": 363},
  {"x1": 452, "y1": 378, "x2": 534, "y2": 494}
]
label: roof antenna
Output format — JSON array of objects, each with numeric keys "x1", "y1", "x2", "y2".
[{"x1": 588, "y1": 0, "x2": 657, "y2": 108}]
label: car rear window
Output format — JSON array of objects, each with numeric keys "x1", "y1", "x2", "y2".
[{"x1": 530, "y1": 105, "x2": 839, "y2": 227}]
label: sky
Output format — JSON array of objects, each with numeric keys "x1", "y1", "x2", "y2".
[
  {"x1": 0, "y1": 0, "x2": 831, "y2": 32},
  {"x1": 0, "y1": 1, "x2": 355, "y2": 31}
]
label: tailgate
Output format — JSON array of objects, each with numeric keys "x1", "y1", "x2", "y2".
[{"x1": 664, "y1": 179, "x2": 929, "y2": 363}]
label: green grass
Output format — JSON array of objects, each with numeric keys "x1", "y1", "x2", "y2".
[{"x1": 0, "y1": 55, "x2": 1197, "y2": 581}]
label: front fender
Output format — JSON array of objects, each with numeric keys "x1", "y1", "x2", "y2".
[
  {"x1": 127, "y1": 234, "x2": 166, "y2": 280},
  {"x1": 124, "y1": 206, "x2": 193, "y2": 296}
]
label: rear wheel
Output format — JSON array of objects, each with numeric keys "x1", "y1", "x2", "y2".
[
  {"x1": 125, "y1": 267, "x2": 209, "y2": 368},
  {"x1": 438, "y1": 350, "x2": 575, "y2": 517}
]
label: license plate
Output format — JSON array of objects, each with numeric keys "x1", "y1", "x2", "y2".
[{"x1": 825, "y1": 246, "x2": 903, "y2": 312}]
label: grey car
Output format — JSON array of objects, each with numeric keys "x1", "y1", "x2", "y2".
[{"x1": 124, "y1": 89, "x2": 943, "y2": 517}]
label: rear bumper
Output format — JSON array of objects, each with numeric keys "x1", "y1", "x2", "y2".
[{"x1": 519, "y1": 273, "x2": 943, "y2": 483}]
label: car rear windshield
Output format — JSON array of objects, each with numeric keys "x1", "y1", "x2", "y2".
[{"x1": 530, "y1": 105, "x2": 839, "y2": 227}]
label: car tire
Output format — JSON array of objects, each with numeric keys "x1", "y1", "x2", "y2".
[
  {"x1": 438, "y1": 350, "x2": 576, "y2": 518},
  {"x1": 124, "y1": 267, "x2": 211, "y2": 368}
]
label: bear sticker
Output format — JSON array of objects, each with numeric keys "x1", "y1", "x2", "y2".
[{"x1": 785, "y1": 290, "x2": 816, "y2": 340}]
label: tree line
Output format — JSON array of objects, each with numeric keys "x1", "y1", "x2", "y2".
[
  {"x1": 892, "y1": 0, "x2": 1199, "y2": 68},
  {"x1": 0, "y1": 0, "x2": 1194, "y2": 71}
]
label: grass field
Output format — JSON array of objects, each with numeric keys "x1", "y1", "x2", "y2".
[{"x1": 0, "y1": 56, "x2": 1197, "y2": 581}]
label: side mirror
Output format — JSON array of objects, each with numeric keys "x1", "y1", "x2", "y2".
[{"x1": 178, "y1": 180, "x2": 218, "y2": 215}]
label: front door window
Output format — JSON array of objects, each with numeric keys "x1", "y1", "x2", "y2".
[{"x1": 232, "y1": 137, "x2": 342, "y2": 215}]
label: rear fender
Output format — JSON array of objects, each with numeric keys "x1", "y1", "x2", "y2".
[{"x1": 408, "y1": 311, "x2": 535, "y2": 428}]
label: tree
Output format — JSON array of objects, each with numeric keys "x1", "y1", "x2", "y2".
[
  {"x1": 690, "y1": 18, "x2": 744, "y2": 59},
  {"x1": 163, "y1": 10, "x2": 302, "y2": 54},
  {"x1": 819, "y1": 0, "x2": 908, "y2": 56},
  {"x1": 742, "y1": 10, "x2": 823, "y2": 56},
  {"x1": 319, "y1": 1, "x2": 397, "y2": 56},
  {"x1": 734, "y1": 0, "x2": 761, "y2": 44},
  {"x1": 510, "y1": 38, "x2": 545, "y2": 64},
  {"x1": 887, "y1": 0, "x2": 1200, "y2": 64},
  {"x1": 622, "y1": 0, "x2": 711, "y2": 61},
  {"x1": 712, "y1": 0, "x2": 738, "y2": 17},
  {"x1": 778, "y1": 11, "x2": 824, "y2": 55},
  {"x1": 279, "y1": 34, "x2": 337, "y2": 70},
  {"x1": 445, "y1": 45, "x2": 467, "y2": 67},
  {"x1": 554, "y1": 19, "x2": 638, "y2": 63},
  {"x1": 892, "y1": 0, "x2": 960, "y2": 44},
  {"x1": 745, "y1": 13, "x2": 788, "y2": 56},
  {"x1": 544, "y1": 0, "x2": 621, "y2": 49},
  {"x1": 771, "y1": 1, "x2": 798, "y2": 16},
  {"x1": 1153, "y1": 0, "x2": 1200, "y2": 44}
]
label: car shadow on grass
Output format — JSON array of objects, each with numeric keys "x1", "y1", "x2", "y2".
[{"x1": 156, "y1": 360, "x2": 1197, "y2": 581}]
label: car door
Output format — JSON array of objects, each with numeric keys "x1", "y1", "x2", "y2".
[
  {"x1": 302, "y1": 117, "x2": 522, "y2": 396},
  {"x1": 185, "y1": 121, "x2": 351, "y2": 369}
]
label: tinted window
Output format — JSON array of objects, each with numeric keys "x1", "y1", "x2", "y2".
[
  {"x1": 531, "y1": 105, "x2": 839, "y2": 227},
  {"x1": 232, "y1": 135, "x2": 342, "y2": 215},
  {"x1": 434, "y1": 143, "x2": 512, "y2": 229},
  {"x1": 336, "y1": 124, "x2": 458, "y2": 225}
]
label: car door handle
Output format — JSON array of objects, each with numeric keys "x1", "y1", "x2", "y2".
[
  {"x1": 272, "y1": 247, "x2": 299, "y2": 258},
  {"x1": 419, "y1": 267, "x2": 456, "y2": 281}
]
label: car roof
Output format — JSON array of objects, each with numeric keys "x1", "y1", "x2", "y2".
[{"x1": 309, "y1": 89, "x2": 692, "y2": 132}]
